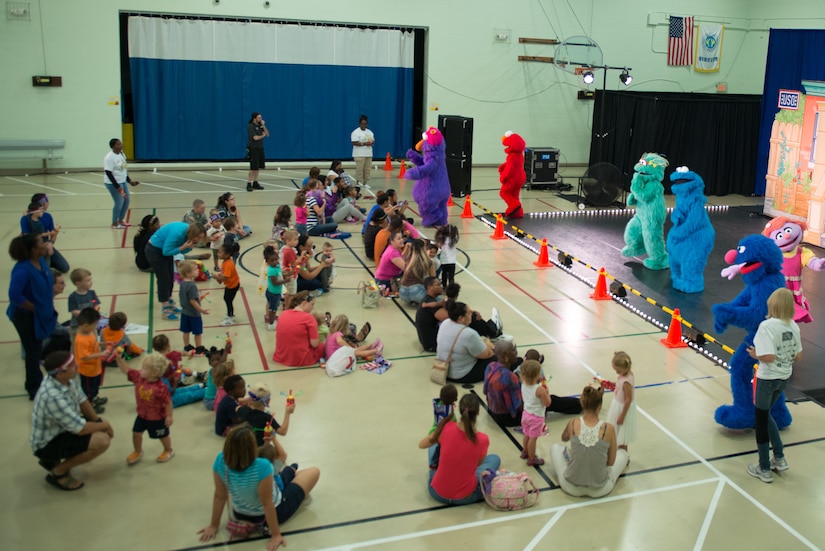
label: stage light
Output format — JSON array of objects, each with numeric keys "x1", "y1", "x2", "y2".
[
  {"x1": 582, "y1": 70, "x2": 595, "y2": 84},
  {"x1": 619, "y1": 70, "x2": 632, "y2": 85}
]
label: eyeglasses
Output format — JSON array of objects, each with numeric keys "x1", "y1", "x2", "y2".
[{"x1": 304, "y1": 296, "x2": 314, "y2": 303}]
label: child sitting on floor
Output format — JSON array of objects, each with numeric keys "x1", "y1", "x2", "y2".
[
  {"x1": 100, "y1": 311, "x2": 143, "y2": 366},
  {"x1": 238, "y1": 382, "x2": 294, "y2": 471},
  {"x1": 215, "y1": 374, "x2": 246, "y2": 436},
  {"x1": 152, "y1": 334, "x2": 206, "y2": 408},
  {"x1": 203, "y1": 345, "x2": 231, "y2": 410},
  {"x1": 326, "y1": 315, "x2": 383, "y2": 360}
]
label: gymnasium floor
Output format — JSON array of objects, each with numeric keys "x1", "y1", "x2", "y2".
[{"x1": 1, "y1": 165, "x2": 823, "y2": 551}]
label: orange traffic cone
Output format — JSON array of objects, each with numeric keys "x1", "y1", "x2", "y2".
[
  {"x1": 383, "y1": 153, "x2": 392, "y2": 171},
  {"x1": 660, "y1": 308, "x2": 689, "y2": 348},
  {"x1": 533, "y1": 239, "x2": 550, "y2": 267},
  {"x1": 447, "y1": 195, "x2": 455, "y2": 207},
  {"x1": 590, "y1": 267, "x2": 612, "y2": 300},
  {"x1": 461, "y1": 196, "x2": 474, "y2": 218},
  {"x1": 490, "y1": 215, "x2": 508, "y2": 240},
  {"x1": 398, "y1": 160, "x2": 406, "y2": 178}
]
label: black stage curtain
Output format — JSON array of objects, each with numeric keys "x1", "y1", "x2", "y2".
[{"x1": 588, "y1": 91, "x2": 761, "y2": 196}]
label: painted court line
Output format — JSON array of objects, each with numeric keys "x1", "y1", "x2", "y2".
[
  {"x1": 4, "y1": 176, "x2": 76, "y2": 195},
  {"x1": 56, "y1": 175, "x2": 104, "y2": 188},
  {"x1": 160, "y1": 171, "x2": 238, "y2": 189}
]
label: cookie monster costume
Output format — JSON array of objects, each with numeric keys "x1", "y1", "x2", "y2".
[
  {"x1": 666, "y1": 166, "x2": 715, "y2": 293},
  {"x1": 621, "y1": 153, "x2": 669, "y2": 270},
  {"x1": 498, "y1": 131, "x2": 526, "y2": 218},
  {"x1": 405, "y1": 127, "x2": 451, "y2": 227},
  {"x1": 761, "y1": 217, "x2": 825, "y2": 323},
  {"x1": 713, "y1": 234, "x2": 791, "y2": 429}
]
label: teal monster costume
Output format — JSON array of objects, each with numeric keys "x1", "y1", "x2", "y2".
[
  {"x1": 667, "y1": 166, "x2": 715, "y2": 293},
  {"x1": 622, "y1": 153, "x2": 669, "y2": 270},
  {"x1": 713, "y1": 234, "x2": 791, "y2": 430}
]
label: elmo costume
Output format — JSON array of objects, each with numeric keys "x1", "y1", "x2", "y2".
[{"x1": 498, "y1": 131, "x2": 526, "y2": 218}]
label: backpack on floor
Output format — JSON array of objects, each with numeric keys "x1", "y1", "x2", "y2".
[
  {"x1": 325, "y1": 346, "x2": 356, "y2": 377},
  {"x1": 480, "y1": 469, "x2": 540, "y2": 511}
]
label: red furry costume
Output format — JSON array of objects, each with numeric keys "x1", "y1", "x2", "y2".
[{"x1": 498, "y1": 131, "x2": 526, "y2": 218}]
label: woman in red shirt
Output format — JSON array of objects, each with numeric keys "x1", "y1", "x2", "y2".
[
  {"x1": 419, "y1": 394, "x2": 501, "y2": 505},
  {"x1": 272, "y1": 291, "x2": 325, "y2": 367}
]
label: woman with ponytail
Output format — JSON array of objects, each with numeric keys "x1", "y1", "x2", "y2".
[{"x1": 418, "y1": 393, "x2": 500, "y2": 505}]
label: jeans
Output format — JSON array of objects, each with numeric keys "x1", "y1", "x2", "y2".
[
  {"x1": 428, "y1": 453, "x2": 501, "y2": 505},
  {"x1": 105, "y1": 182, "x2": 130, "y2": 224},
  {"x1": 11, "y1": 309, "x2": 43, "y2": 399},
  {"x1": 755, "y1": 377, "x2": 788, "y2": 470},
  {"x1": 399, "y1": 284, "x2": 426, "y2": 305},
  {"x1": 308, "y1": 222, "x2": 339, "y2": 236},
  {"x1": 297, "y1": 266, "x2": 332, "y2": 292},
  {"x1": 46, "y1": 248, "x2": 70, "y2": 273}
]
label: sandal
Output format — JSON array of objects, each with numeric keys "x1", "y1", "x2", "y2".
[
  {"x1": 356, "y1": 322, "x2": 371, "y2": 342},
  {"x1": 526, "y1": 456, "x2": 545, "y2": 467},
  {"x1": 520, "y1": 450, "x2": 529, "y2": 460},
  {"x1": 46, "y1": 471, "x2": 84, "y2": 491}
]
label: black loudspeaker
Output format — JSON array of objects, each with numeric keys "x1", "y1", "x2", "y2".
[
  {"x1": 524, "y1": 147, "x2": 560, "y2": 189},
  {"x1": 446, "y1": 157, "x2": 471, "y2": 197},
  {"x1": 438, "y1": 115, "x2": 473, "y2": 158}
]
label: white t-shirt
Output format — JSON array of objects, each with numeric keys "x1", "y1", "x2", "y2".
[
  {"x1": 351, "y1": 127, "x2": 375, "y2": 158},
  {"x1": 103, "y1": 151, "x2": 128, "y2": 184},
  {"x1": 753, "y1": 317, "x2": 802, "y2": 380},
  {"x1": 440, "y1": 237, "x2": 457, "y2": 264},
  {"x1": 206, "y1": 226, "x2": 225, "y2": 250}
]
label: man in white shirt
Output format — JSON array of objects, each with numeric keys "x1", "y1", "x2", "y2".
[{"x1": 350, "y1": 114, "x2": 375, "y2": 186}]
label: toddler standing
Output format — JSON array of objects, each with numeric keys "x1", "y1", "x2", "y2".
[
  {"x1": 280, "y1": 230, "x2": 299, "y2": 311},
  {"x1": 206, "y1": 211, "x2": 226, "y2": 271},
  {"x1": 605, "y1": 351, "x2": 637, "y2": 453},
  {"x1": 321, "y1": 242, "x2": 338, "y2": 282},
  {"x1": 68, "y1": 268, "x2": 101, "y2": 340},
  {"x1": 519, "y1": 360, "x2": 551, "y2": 466},
  {"x1": 74, "y1": 307, "x2": 107, "y2": 413},
  {"x1": 264, "y1": 245, "x2": 290, "y2": 331},
  {"x1": 214, "y1": 243, "x2": 241, "y2": 326},
  {"x1": 178, "y1": 260, "x2": 209, "y2": 355},
  {"x1": 294, "y1": 191, "x2": 308, "y2": 235},
  {"x1": 434, "y1": 225, "x2": 459, "y2": 287},
  {"x1": 116, "y1": 352, "x2": 174, "y2": 464}
]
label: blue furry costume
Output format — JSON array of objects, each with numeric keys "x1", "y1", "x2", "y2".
[
  {"x1": 713, "y1": 234, "x2": 792, "y2": 429},
  {"x1": 622, "y1": 153, "x2": 669, "y2": 270},
  {"x1": 667, "y1": 167, "x2": 715, "y2": 292},
  {"x1": 405, "y1": 127, "x2": 451, "y2": 228}
]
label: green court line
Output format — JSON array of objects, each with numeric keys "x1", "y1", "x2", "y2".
[{"x1": 147, "y1": 208, "x2": 156, "y2": 352}]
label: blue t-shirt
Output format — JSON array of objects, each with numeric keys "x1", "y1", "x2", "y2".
[
  {"x1": 20, "y1": 212, "x2": 55, "y2": 234},
  {"x1": 149, "y1": 222, "x2": 193, "y2": 256},
  {"x1": 213, "y1": 452, "x2": 282, "y2": 515},
  {"x1": 266, "y1": 264, "x2": 283, "y2": 294}
]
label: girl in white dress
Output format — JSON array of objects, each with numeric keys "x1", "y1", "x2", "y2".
[{"x1": 605, "y1": 351, "x2": 637, "y2": 452}]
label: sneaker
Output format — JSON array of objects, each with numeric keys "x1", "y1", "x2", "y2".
[
  {"x1": 163, "y1": 312, "x2": 179, "y2": 321},
  {"x1": 219, "y1": 316, "x2": 233, "y2": 326},
  {"x1": 127, "y1": 450, "x2": 144, "y2": 465},
  {"x1": 493, "y1": 333, "x2": 514, "y2": 343},
  {"x1": 252, "y1": 181, "x2": 264, "y2": 190},
  {"x1": 118, "y1": 220, "x2": 131, "y2": 227},
  {"x1": 92, "y1": 396, "x2": 108, "y2": 406},
  {"x1": 267, "y1": 322, "x2": 277, "y2": 331},
  {"x1": 247, "y1": 182, "x2": 253, "y2": 192},
  {"x1": 747, "y1": 463, "x2": 773, "y2": 483},
  {"x1": 309, "y1": 289, "x2": 324, "y2": 298},
  {"x1": 195, "y1": 346, "x2": 207, "y2": 357},
  {"x1": 526, "y1": 456, "x2": 545, "y2": 466},
  {"x1": 111, "y1": 223, "x2": 126, "y2": 229},
  {"x1": 771, "y1": 456, "x2": 789, "y2": 472},
  {"x1": 491, "y1": 307, "x2": 503, "y2": 332},
  {"x1": 157, "y1": 449, "x2": 175, "y2": 463},
  {"x1": 183, "y1": 344, "x2": 195, "y2": 353},
  {"x1": 163, "y1": 304, "x2": 182, "y2": 313},
  {"x1": 93, "y1": 403, "x2": 106, "y2": 414}
]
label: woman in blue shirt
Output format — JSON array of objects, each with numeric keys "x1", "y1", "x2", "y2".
[
  {"x1": 7, "y1": 234, "x2": 57, "y2": 399},
  {"x1": 198, "y1": 424, "x2": 320, "y2": 549},
  {"x1": 144, "y1": 221, "x2": 206, "y2": 320}
]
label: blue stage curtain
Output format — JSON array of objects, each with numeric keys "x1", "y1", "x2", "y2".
[
  {"x1": 756, "y1": 29, "x2": 825, "y2": 195},
  {"x1": 128, "y1": 16, "x2": 414, "y2": 162}
]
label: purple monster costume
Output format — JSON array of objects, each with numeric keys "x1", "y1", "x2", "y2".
[{"x1": 404, "y1": 127, "x2": 451, "y2": 228}]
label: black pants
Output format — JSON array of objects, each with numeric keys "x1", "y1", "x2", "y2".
[
  {"x1": 448, "y1": 356, "x2": 496, "y2": 385},
  {"x1": 470, "y1": 316, "x2": 498, "y2": 339},
  {"x1": 11, "y1": 309, "x2": 43, "y2": 399},
  {"x1": 145, "y1": 243, "x2": 174, "y2": 303},
  {"x1": 441, "y1": 263, "x2": 456, "y2": 287},
  {"x1": 224, "y1": 285, "x2": 240, "y2": 317}
]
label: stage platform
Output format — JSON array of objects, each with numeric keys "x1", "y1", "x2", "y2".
[{"x1": 485, "y1": 205, "x2": 825, "y2": 403}]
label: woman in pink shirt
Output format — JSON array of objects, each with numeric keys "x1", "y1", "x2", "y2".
[
  {"x1": 374, "y1": 231, "x2": 408, "y2": 288},
  {"x1": 418, "y1": 393, "x2": 501, "y2": 505}
]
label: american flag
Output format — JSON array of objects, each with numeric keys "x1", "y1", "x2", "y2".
[{"x1": 667, "y1": 15, "x2": 694, "y2": 66}]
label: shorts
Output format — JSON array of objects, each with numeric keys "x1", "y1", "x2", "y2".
[
  {"x1": 249, "y1": 148, "x2": 265, "y2": 171},
  {"x1": 133, "y1": 416, "x2": 170, "y2": 439},
  {"x1": 284, "y1": 277, "x2": 297, "y2": 295},
  {"x1": 180, "y1": 314, "x2": 203, "y2": 335},
  {"x1": 34, "y1": 432, "x2": 92, "y2": 464},
  {"x1": 265, "y1": 290, "x2": 282, "y2": 312},
  {"x1": 521, "y1": 411, "x2": 547, "y2": 438}
]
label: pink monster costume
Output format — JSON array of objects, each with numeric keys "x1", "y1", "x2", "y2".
[{"x1": 762, "y1": 217, "x2": 825, "y2": 323}]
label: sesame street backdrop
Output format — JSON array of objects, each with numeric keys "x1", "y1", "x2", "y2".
[{"x1": 489, "y1": 206, "x2": 825, "y2": 403}]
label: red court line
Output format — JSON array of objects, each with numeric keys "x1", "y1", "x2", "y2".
[
  {"x1": 153, "y1": 322, "x2": 251, "y2": 334},
  {"x1": 239, "y1": 287, "x2": 270, "y2": 371},
  {"x1": 495, "y1": 270, "x2": 591, "y2": 340},
  {"x1": 120, "y1": 209, "x2": 132, "y2": 248}
]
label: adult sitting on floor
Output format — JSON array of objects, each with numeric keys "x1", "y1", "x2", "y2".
[
  {"x1": 295, "y1": 235, "x2": 333, "y2": 294},
  {"x1": 547, "y1": 384, "x2": 629, "y2": 498},
  {"x1": 183, "y1": 199, "x2": 209, "y2": 246},
  {"x1": 30, "y1": 351, "x2": 114, "y2": 491},
  {"x1": 484, "y1": 341, "x2": 582, "y2": 428},
  {"x1": 436, "y1": 300, "x2": 495, "y2": 384},
  {"x1": 375, "y1": 231, "x2": 409, "y2": 290},
  {"x1": 399, "y1": 239, "x2": 435, "y2": 306},
  {"x1": 415, "y1": 277, "x2": 446, "y2": 352},
  {"x1": 363, "y1": 209, "x2": 387, "y2": 261},
  {"x1": 272, "y1": 291, "x2": 325, "y2": 367},
  {"x1": 198, "y1": 423, "x2": 320, "y2": 549},
  {"x1": 418, "y1": 393, "x2": 500, "y2": 505},
  {"x1": 373, "y1": 215, "x2": 421, "y2": 265},
  {"x1": 439, "y1": 283, "x2": 509, "y2": 341}
]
